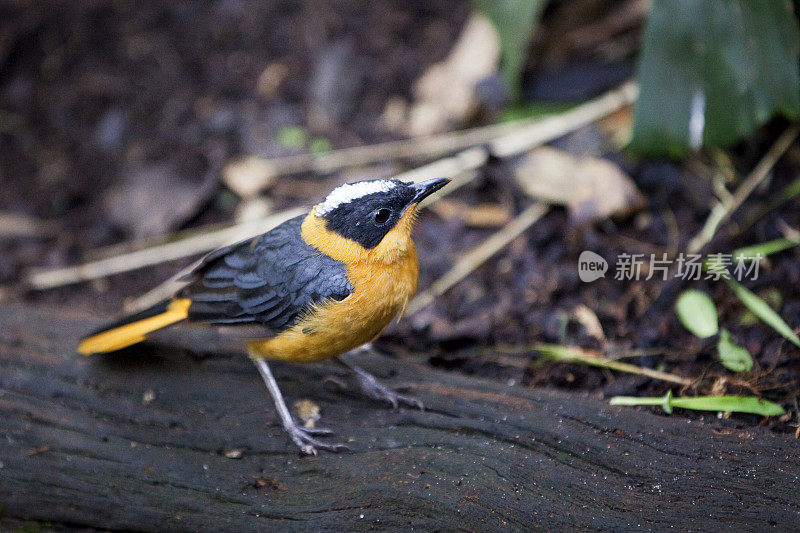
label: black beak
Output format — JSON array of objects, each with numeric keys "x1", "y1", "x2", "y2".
[{"x1": 410, "y1": 177, "x2": 451, "y2": 204}]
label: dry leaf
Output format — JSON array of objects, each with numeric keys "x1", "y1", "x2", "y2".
[
  {"x1": 103, "y1": 163, "x2": 216, "y2": 238},
  {"x1": 293, "y1": 399, "x2": 321, "y2": 429},
  {"x1": 0, "y1": 212, "x2": 59, "y2": 238},
  {"x1": 234, "y1": 197, "x2": 274, "y2": 223},
  {"x1": 709, "y1": 377, "x2": 729, "y2": 397},
  {"x1": 256, "y1": 62, "x2": 289, "y2": 100},
  {"x1": 514, "y1": 146, "x2": 645, "y2": 225},
  {"x1": 402, "y1": 13, "x2": 500, "y2": 136},
  {"x1": 573, "y1": 304, "x2": 606, "y2": 341},
  {"x1": 142, "y1": 389, "x2": 156, "y2": 405},
  {"x1": 223, "y1": 156, "x2": 276, "y2": 198},
  {"x1": 596, "y1": 105, "x2": 634, "y2": 149},
  {"x1": 514, "y1": 147, "x2": 576, "y2": 204},
  {"x1": 430, "y1": 198, "x2": 512, "y2": 227}
]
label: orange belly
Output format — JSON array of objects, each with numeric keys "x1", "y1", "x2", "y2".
[{"x1": 246, "y1": 243, "x2": 418, "y2": 362}]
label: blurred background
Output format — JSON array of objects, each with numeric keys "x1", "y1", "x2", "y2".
[{"x1": 2, "y1": 0, "x2": 799, "y2": 427}]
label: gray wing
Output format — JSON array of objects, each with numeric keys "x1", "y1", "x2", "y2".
[{"x1": 178, "y1": 215, "x2": 353, "y2": 337}]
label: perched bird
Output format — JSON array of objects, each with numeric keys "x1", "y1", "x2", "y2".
[{"x1": 78, "y1": 177, "x2": 450, "y2": 454}]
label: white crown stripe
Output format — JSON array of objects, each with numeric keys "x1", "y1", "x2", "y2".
[{"x1": 316, "y1": 180, "x2": 398, "y2": 216}]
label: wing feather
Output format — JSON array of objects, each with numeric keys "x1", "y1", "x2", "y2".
[{"x1": 178, "y1": 215, "x2": 353, "y2": 339}]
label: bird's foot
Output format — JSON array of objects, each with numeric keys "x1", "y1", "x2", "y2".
[
  {"x1": 252, "y1": 357, "x2": 349, "y2": 456},
  {"x1": 284, "y1": 421, "x2": 349, "y2": 456},
  {"x1": 348, "y1": 367, "x2": 424, "y2": 410}
]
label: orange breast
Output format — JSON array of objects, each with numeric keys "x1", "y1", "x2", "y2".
[
  {"x1": 247, "y1": 244, "x2": 417, "y2": 362},
  {"x1": 247, "y1": 209, "x2": 420, "y2": 362}
]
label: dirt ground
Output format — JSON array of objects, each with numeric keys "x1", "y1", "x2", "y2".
[{"x1": 2, "y1": 2, "x2": 799, "y2": 433}]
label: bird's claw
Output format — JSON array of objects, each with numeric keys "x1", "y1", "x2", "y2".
[
  {"x1": 300, "y1": 425, "x2": 335, "y2": 435},
  {"x1": 356, "y1": 373, "x2": 424, "y2": 410},
  {"x1": 286, "y1": 423, "x2": 349, "y2": 456},
  {"x1": 323, "y1": 375, "x2": 349, "y2": 390}
]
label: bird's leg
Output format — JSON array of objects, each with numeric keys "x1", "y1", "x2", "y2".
[
  {"x1": 252, "y1": 357, "x2": 348, "y2": 455},
  {"x1": 336, "y1": 346, "x2": 424, "y2": 410}
]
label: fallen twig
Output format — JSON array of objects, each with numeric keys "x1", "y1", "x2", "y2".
[
  {"x1": 25, "y1": 166, "x2": 474, "y2": 298},
  {"x1": 232, "y1": 81, "x2": 639, "y2": 195},
  {"x1": 405, "y1": 202, "x2": 550, "y2": 315},
  {"x1": 490, "y1": 81, "x2": 638, "y2": 158},
  {"x1": 687, "y1": 123, "x2": 800, "y2": 254},
  {"x1": 737, "y1": 176, "x2": 800, "y2": 236},
  {"x1": 0, "y1": 212, "x2": 59, "y2": 239},
  {"x1": 27, "y1": 209, "x2": 305, "y2": 290},
  {"x1": 496, "y1": 343, "x2": 693, "y2": 387}
]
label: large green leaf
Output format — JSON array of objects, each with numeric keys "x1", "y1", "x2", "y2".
[
  {"x1": 630, "y1": 0, "x2": 800, "y2": 157},
  {"x1": 474, "y1": 0, "x2": 548, "y2": 99}
]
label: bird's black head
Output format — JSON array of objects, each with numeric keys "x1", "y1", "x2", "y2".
[{"x1": 315, "y1": 178, "x2": 450, "y2": 249}]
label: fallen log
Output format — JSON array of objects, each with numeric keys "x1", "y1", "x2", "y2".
[{"x1": 1, "y1": 303, "x2": 798, "y2": 530}]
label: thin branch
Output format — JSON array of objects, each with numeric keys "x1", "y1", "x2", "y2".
[
  {"x1": 548, "y1": 349, "x2": 693, "y2": 387},
  {"x1": 687, "y1": 123, "x2": 800, "y2": 254},
  {"x1": 0, "y1": 212, "x2": 59, "y2": 238},
  {"x1": 406, "y1": 202, "x2": 550, "y2": 315},
  {"x1": 27, "y1": 209, "x2": 305, "y2": 290},
  {"x1": 490, "y1": 81, "x2": 638, "y2": 157},
  {"x1": 490, "y1": 344, "x2": 693, "y2": 387},
  {"x1": 234, "y1": 81, "x2": 639, "y2": 194},
  {"x1": 737, "y1": 175, "x2": 800, "y2": 235}
]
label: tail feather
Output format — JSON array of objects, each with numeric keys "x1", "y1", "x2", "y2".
[{"x1": 78, "y1": 298, "x2": 191, "y2": 355}]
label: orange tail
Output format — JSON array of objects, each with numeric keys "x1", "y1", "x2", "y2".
[{"x1": 78, "y1": 298, "x2": 191, "y2": 355}]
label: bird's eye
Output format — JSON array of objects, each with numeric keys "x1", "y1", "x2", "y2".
[{"x1": 373, "y1": 208, "x2": 391, "y2": 225}]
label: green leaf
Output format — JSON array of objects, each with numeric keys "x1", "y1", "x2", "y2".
[
  {"x1": 610, "y1": 390, "x2": 673, "y2": 414},
  {"x1": 533, "y1": 343, "x2": 578, "y2": 361},
  {"x1": 717, "y1": 329, "x2": 753, "y2": 373},
  {"x1": 499, "y1": 102, "x2": 574, "y2": 123},
  {"x1": 276, "y1": 126, "x2": 307, "y2": 149},
  {"x1": 739, "y1": 287, "x2": 782, "y2": 326},
  {"x1": 675, "y1": 290, "x2": 719, "y2": 338},
  {"x1": 474, "y1": 0, "x2": 547, "y2": 99},
  {"x1": 768, "y1": 176, "x2": 800, "y2": 211},
  {"x1": 732, "y1": 238, "x2": 799, "y2": 262},
  {"x1": 725, "y1": 278, "x2": 800, "y2": 347},
  {"x1": 309, "y1": 137, "x2": 332, "y2": 155},
  {"x1": 611, "y1": 392, "x2": 785, "y2": 416},
  {"x1": 630, "y1": 0, "x2": 800, "y2": 157},
  {"x1": 742, "y1": 176, "x2": 800, "y2": 230}
]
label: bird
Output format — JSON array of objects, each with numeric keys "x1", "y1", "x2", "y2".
[{"x1": 78, "y1": 177, "x2": 450, "y2": 454}]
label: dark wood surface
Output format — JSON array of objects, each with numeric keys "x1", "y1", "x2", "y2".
[{"x1": 1, "y1": 302, "x2": 798, "y2": 531}]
